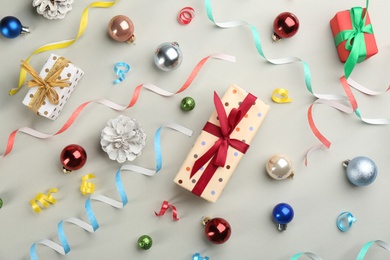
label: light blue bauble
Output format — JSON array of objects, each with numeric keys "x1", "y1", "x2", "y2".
[{"x1": 344, "y1": 156, "x2": 377, "y2": 186}]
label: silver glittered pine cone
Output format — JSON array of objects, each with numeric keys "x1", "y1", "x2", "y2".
[
  {"x1": 33, "y1": 0, "x2": 74, "y2": 20},
  {"x1": 100, "y1": 115, "x2": 147, "y2": 163}
]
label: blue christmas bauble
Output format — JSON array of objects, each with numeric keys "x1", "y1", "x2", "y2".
[
  {"x1": 0, "y1": 16, "x2": 23, "y2": 38},
  {"x1": 344, "y1": 156, "x2": 377, "y2": 186},
  {"x1": 273, "y1": 203, "x2": 294, "y2": 226}
]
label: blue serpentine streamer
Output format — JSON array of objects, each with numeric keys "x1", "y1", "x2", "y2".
[
  {"x1": 193, "y1": 253, "x2": 210, "y2": 260},
  {"x1": 30, "y1": 124, "x2": 192, "y2": 259}
]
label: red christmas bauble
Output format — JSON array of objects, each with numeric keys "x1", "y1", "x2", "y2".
[
  {"x1": 204, "y1": 217, "x2": 231, "y2": 244},
  {"x1": 272, "y1": 12, "x2": 299, "y2": 41},
  {"x1": 60, "y1": 144, "x2": 87, "y2": 173}
]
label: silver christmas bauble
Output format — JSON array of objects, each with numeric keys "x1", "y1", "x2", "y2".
[
  {"x1": 343, "y1": 156, "x2": 377, "y2": 186},
  {"x1": 153, "y1": 42, "x2": 183, "y2": 71},
  {"x1": 266, "y1": 154, "x2": 294, "y2": 180}
]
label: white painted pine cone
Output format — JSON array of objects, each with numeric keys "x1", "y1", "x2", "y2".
[
  {"x1": 100, "y1": 115, "x2": 147, "y2": 163},
  {"x1": 33, "y1": 0, "x2": 73, "y2": 20}
]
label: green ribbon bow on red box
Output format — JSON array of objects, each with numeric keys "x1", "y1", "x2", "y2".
[{"x1": 334, "y1": 0, "x2": 373, "y2": 79}]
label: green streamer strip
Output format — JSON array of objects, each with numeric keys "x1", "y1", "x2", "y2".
[
  {"x1": 356, "y1": 240, "x2": 390, "y2": 260},
  {"x1": 205, "y1": 0, "x2": 314, "y2": 96},
  {"x1": 290, "y1": 252, "x2": 323, "y2": 260}
]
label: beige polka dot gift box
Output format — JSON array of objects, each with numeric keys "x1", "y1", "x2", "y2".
[
  {"x1": 22, "y1": 54, "x2": 84, "y2": 120},
  {"x1": 174, "y1": 84, "x2": 270, "y2": 202}
]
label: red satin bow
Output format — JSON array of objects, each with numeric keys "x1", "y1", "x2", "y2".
[{"x1": 190, "y1": 91, "x2": 257, "y2": 196}]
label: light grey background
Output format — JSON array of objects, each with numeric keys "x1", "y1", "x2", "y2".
[{"x1": 1, "y1": 0, "x2": 390, "y2": 259}]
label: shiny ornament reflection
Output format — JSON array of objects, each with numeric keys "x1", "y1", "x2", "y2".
[
  {"x1": 60, "y1": 144, "x2": 87, "y2": 173},
  {"x1": 153, "y1": 42, "x2": 183, "y2": 71},
  {"x1": 272, "y1": 203, "x2": 294, "y2": 231},
  {"x1": 107, "y1": 15, "x2": 135, "y2": 43},
  {"x1": 180, "y1": 96, "x2": 196, "y2": 111},
  {"x1": 137, "y1": 235, "x2": 152, "y2": 250},
  {"x1": 203, "y1": 217, "x2": 231, "y2": 244},
  {"x1": 343, "y1": 156, "x2": 377, "y2": 186},
  {"x1": 272, "y1": 12, "x2": 299, "y2": 42},
  {"x1": 266, "y1": 154, "x2": 294, "y2": 180},
  {"x1": 0, "y1": 16, "x2": 30, "y2": 39}
]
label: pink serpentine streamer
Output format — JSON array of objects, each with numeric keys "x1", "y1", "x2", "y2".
[{"x1": 0, "y1": 53, "x2": 236, "y2": 160}]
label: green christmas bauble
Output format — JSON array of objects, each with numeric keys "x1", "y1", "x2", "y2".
[
  {"x1": 180, "y1": 97, "x2": 196, "y2": 111},
  {"x1": 137, "y1": 235, "x2": 152, "y2": 250}
]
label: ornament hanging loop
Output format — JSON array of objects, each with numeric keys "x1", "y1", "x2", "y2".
[
  {"x1": 202, "y1": 216, "x2": 211, "y2": 226},
  {"x1": 342, "y1": 159, "x2": 350, "y2": 168},
  {"x1": 21, "y1": 26, "x2": 30, "y2": 34}
]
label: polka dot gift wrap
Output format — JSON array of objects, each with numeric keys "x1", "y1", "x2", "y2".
[
  {"x1": 22, "y1": 54, "x2": 84, "y2": 120},
  {"x1": 174, "y1": 84, "x2": 270, "y2": 202}
]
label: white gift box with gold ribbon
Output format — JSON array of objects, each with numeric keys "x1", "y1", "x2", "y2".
[{"x1": 22, "y1": 54, "x2": 84, "y2": 120}]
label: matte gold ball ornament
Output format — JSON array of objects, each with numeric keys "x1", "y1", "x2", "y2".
[
  {"x1": 107, "y1": 15, "x2": 135, "y2": 43},
  {"x1": 266, "y1": 154, "x2": 294, "y2": 180}
]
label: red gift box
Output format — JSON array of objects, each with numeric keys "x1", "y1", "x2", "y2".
[{"x1": 330, "y1": 8, "x2": 378, "y2": 63}]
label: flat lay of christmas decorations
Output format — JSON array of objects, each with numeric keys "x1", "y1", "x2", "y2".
[{"x1": 1, "y1": 0, "x2": 390, "y2": 259}]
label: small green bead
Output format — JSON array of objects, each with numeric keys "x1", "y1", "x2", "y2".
[
  {"x1": 180, "y1": 97, "x2": 196, "y2": 111},
  {"x1": 0, "y1": 198, "x2": 2, "y2": 209},
  {"x1": 137, "y1": 235, "x2": 152, "y2": 250}
]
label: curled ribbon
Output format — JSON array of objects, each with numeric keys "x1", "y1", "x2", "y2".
[
  {"x1": 113, "y1": 62, "x2": 130, "y2": 84},
  {"x1": 190, "y1": 91, "x2": 256, "y2": 196},
  {"x1": 154, "y1": 200, "x2": 179, "y2": 221},
  {"x1": 178, "y1": 7, "x2": 195, "y2": 25},
  {"x1": 193, "y1": 253, "x2": 210, "y2": 260},
  {"x1": 334, "y1": 0, "x2": 372, "y2": 79},
  {"x1": 80, "y1": 174, "x2": 96, "y2": 195},
  {"x1": 337, "y1": 211, "x2": 356, "y2": 232},
  {"x1": 205, "y1": 0, "x2": 390, "y2": 165},
  {"x1": 357, "y1": 240, "x2": 390, "y2": 260},
  {"x1": 21, "y1": 58, "x2": 70, "y2": 113},
  {"x1": 30, "y1": 188, "x2": 58, "y2": 214},
  {"x1": 0, "y1": 53, "x2": 233, "y2": 161},
  {"x1": 272, "y1": 88, "x2": 292, "y2": 103},
  {"x1": 11, "y1": 0, "x2": 118, "y2": 95},
  {"x1": 30, "y1": 124, "x2": 192, "y2": 259}
]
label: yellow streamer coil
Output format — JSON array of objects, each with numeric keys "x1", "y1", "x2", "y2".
[
  {"x1": 30, "y1": 188, "x2": 58, "y2": 213},
  {"x1": 10, "y1": 0, "x2": 118, "y2": 95},
  {"x1": 272, "y1": 88, "x2": 293, "y2": 103},
  {"x1": 80, "y1": 174, "x2": 96, "y2": 195}
]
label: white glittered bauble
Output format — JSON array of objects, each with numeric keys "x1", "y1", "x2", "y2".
[
  {"x1": 343, "y1": 156, "x2": 378, "y2": 186},
  {"x1": 100, "y1": 115, "x2": 146, "y2": 163}
]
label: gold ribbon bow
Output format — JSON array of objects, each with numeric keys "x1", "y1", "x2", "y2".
[{"x1": 21, "y1": 57, "x2": 70, "y2": 113}]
